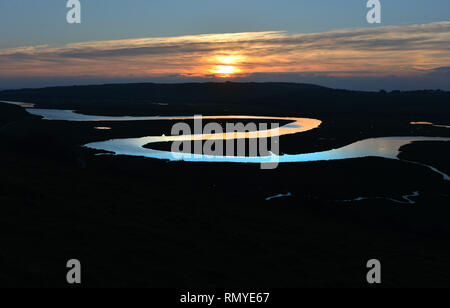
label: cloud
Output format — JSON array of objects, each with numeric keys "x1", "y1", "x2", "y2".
[{"x1": 0, "y1": 22, "x2": 449, "y2": 89}]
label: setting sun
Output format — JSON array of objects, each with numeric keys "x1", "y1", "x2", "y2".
[
  {"x1": 206, "y1": 54, "x2": 246, "y2": 77},
  {"x1": 210, "y1": 65, "x2": 238, "y2": 77},
  {"x1": 217, "y1": 65, "x2": 235, "y2": 75}
]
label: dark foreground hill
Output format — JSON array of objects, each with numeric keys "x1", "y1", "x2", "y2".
[
  {"x1": 1, "y1": 100, "x2": 450, "y2": 287},
  {"x1": 0, "y1": 82, "x2": 449, "y2": 117},
  {"x1": 0, "y1": 83, "x2": 450, "y2": 287}
]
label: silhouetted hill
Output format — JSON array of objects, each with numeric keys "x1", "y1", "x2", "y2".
[
  {"x1": 1, "y1": 82, "x2": 450, "y2": 287},
  {"x1": 0, "y1": 82, "x2": 328, "y2": 102},
  {"x1": 0, "y1": 82, "x2": 449, "y2": 116}
]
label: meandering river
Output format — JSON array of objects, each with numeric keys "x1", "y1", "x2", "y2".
[{"x1": 2, "y1": 101, "x2": 449, "y2": 180}]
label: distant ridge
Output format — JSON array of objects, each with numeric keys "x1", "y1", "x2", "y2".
[
  {"x1": 0, "y1": 82, "x2": 334, "y2": 108},
  {"x1": 0, "y1": 82, "x2": 330, "y2": 97},
  {"x1": 0, "y1": 82, "x2": 448, "y2": 115}
]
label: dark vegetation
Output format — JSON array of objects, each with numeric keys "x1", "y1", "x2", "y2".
[{"x1": 0, "y1": 83, "x2": 449, "y2": 287}]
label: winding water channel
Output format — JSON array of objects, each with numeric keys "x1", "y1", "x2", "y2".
[{"x1": 2, "y1": 101, "x2": 449, "y2": 181}]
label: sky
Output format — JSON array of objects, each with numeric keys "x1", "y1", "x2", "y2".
[{"x1": 1, "y1": 0, "x2": 450, "y2": 90}]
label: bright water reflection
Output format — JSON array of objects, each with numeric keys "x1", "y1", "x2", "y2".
[
  {"x1": 1, "y1": 101, "x2": 449, "y2": 180},
  {"x1": 85, "y1": 136, "x2": 450, "y2": 164}
]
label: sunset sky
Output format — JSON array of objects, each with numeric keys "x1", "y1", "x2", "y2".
[{"x1": 1, "y1": 1, "x2": 449, "y2": 90}]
